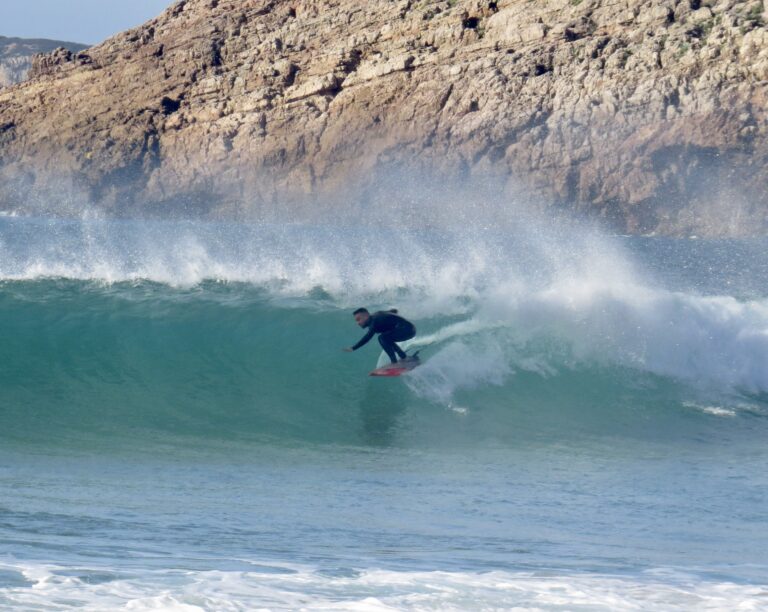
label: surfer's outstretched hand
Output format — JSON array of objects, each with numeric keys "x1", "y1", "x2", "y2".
[{"x1": 342, "y1": 347, "x2": 354, "y2": 352}]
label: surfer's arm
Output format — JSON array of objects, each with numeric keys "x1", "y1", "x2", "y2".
[{"x1": 351, "y1": 328, "x2": 375, "y2": 351}]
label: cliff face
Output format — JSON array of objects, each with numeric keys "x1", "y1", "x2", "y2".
[
  {"x1": 0, "y1": 0, "x2": 766, "y2": 235},
  {"x1": 0, "y1": 37, "x2": 87, "y2": 87}
]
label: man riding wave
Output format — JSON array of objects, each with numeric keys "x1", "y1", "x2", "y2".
[{"x1": 343, "y1": 308, "x2": 416, "y2": 364}]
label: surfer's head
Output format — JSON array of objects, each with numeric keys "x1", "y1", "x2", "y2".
[{"x1": 353, "y1": 308, "x2": 370, "y2": 327}]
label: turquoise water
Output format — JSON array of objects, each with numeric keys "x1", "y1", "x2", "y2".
[{"x1": 1, "y1": 217, "x2": 767, "y2": 609}]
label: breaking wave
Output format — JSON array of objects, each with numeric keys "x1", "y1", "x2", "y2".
[{"x1": 1, "y1": 217, "x2": 767, "y2": 450}]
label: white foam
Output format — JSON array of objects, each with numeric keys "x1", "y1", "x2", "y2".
[
  {"x1": 683, "y1": 402, "x2": 738, "y2": 417},
  {"x1": 405, "y1": 339, "x2": 511, "y2": 406},
  {"x1": 500, "y1": 282, "x2": 768, "y2": 392},
  {"x1": 407, "y1": 272, "x2": 768, "y2": 404},
  {"x1": 0, "y1": 560, "x2": 765, "y2": 611}
]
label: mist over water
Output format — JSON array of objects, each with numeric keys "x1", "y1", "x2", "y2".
[{"x1": 1, "y1": 200, "x2": 767, "y2": 609}]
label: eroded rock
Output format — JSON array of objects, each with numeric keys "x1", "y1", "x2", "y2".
[{"x1": 0, "y1": 0, "x2": 766, "y2": 236}]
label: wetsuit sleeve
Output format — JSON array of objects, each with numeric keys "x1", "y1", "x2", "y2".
[{"x1": 352, "y1": 327, "x2": 375, "y2": 351}]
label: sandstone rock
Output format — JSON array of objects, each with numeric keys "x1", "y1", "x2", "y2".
[
  {"x1": 691, "y1": 7, "x2": 715, "y2": 21},
  {"x1": 638, "y1": 5, "x2": 674, "y2": 25},
  {"x1": 0, "y1": 0, "x2": 766, "y2": 236}
]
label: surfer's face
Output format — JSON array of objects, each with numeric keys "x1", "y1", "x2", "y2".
[{"x1": 354, "y1": 312, "x2": 370, "y2": 327}]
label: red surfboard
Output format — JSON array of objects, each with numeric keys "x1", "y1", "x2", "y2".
[{"x1": 369, "y1": 354, "x2": 421, "y2": 377}]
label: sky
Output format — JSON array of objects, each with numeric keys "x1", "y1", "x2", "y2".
[{"x1": 0, "y1": 0, "x2": 175, "y2": 45}]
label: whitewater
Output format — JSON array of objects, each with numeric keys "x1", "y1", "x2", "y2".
[{"x1": 1, "y1": 215, "x2": 767, "y2": 610}]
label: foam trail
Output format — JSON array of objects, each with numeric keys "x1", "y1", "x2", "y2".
[{"x1": 374, "y1": 318, "x2": 501, "y2": 368}]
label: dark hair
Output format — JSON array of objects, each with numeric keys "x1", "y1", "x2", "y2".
[{"x1": 353, "y1": 308, "x2": 369, "y2": 316}]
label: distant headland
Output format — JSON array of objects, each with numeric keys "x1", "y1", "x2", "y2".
[{"x1": 0, "y1": 36, "x2": 88, "y2": 87}]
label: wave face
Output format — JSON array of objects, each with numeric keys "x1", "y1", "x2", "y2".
[{"x1": 1, "y1": 217, "x2": 767, "y2": 450}]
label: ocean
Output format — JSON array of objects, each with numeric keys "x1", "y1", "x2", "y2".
[{"x1": 1, "y1": 215, "x2": 767, "y2": 610}]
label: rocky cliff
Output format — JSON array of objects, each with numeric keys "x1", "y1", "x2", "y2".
[
  {"x1": 0, "y1": 0, "x2": 766, "y2": 235},
  {"x1": 0, "y1": 37, "x2": 87, "y2": 88}
]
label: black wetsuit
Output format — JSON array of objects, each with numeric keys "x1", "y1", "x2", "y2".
[{"x1": 352, "y1": 310, "x2": 416, "y2": 363}]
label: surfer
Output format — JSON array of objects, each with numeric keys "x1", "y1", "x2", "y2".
[{"x1": 343, "y1": 308, "x2": 416, "y2": 364}]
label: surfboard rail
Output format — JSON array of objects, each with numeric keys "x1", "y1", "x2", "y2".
[{"x1": 369, "y1": 353, "x2": 421, "y2": 377}]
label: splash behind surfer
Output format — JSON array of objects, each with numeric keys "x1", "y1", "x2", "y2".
[{"x1": 343, "y1": 308, "x2": 416, "y2": 364}]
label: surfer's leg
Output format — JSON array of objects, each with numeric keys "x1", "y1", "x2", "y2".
[
  {"x1": 378, "y1": 333, "x2": 399, "y2": 363},
  {"x1": 389, "y1": 324, "x2": 416, "y2": 361}
]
